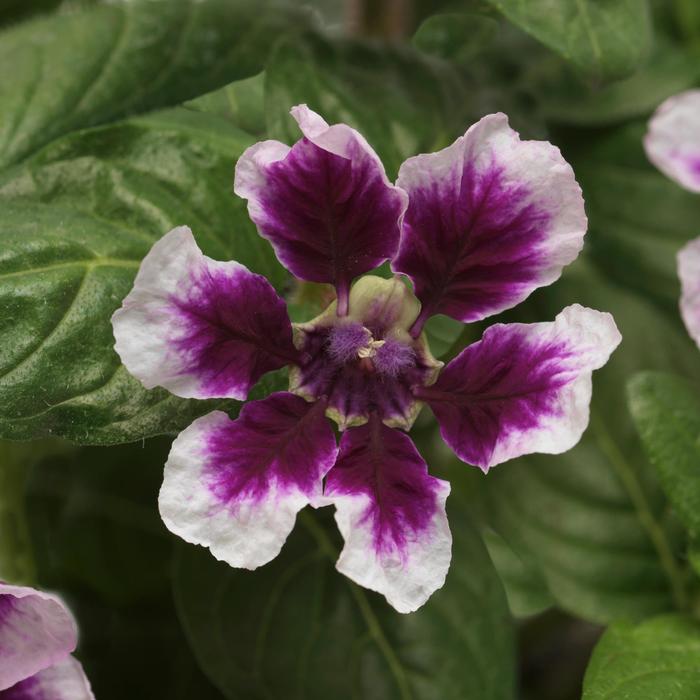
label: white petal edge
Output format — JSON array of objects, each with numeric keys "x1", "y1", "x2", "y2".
[
  {"x1": 331, "y1": 480, "x2": 452, "y2": 614},
  {"x1": 233, "y1": 139, "x2": 291, "y2": 220},
  {"x1": 645, "y1": 90, "x2": 700, "y2": 193},
  {"x1": 394, "y1": 113, "x2": 587, "y2": 316},
  {"x1": 234, "y1": 104, "x2": 408, "y2": 217},
  {"x1": 159, "y1": 411, "x2": 326, "y2": 570},
  {"x1": 678, "y1": 237, "x2": 700, "y2": 348},
  {"x1": 0, "y1": 584, "x2": 77, "y2": 692},
  {"x1": 486, "y1": 304, "x2": 622, "y2": 468},
  {"x1": 10, "y1": 656, "x2": 95, "y2": 700}
]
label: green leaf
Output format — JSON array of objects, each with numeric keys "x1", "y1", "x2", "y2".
[
  {"x1": 472, "y1": 260, "x2": 697, "y2": 623},
  {"x1": 689, "y1": 539, "x2": 700, "y2": 578},
  {"x1": 572, "y1": 122, "x2": 700, "y2": 307},
  {"x1": 423, "y1": 314, "x2": 465, "y2": 359},
  {"x1": 186, "y1": 73, "x2": 267, "y2": 136},
  {"x1": 583, "y1": 615, "x2": 700, "y2": 699},
  {"x1": 412, "y1": 12, "x2": 500, "y2": 64},
  {"x1": 173, "y1": 506, "x2": 515, "y2": 700},
  {"x1": 25, "y1": 438, "x2": 225, "y2": 699},
  {"x1": 74, "y1": 595, "x2": 226, "y2": 700},
  {"x1": 628, "y1": 372, "x2": 700, "y2": 538},
  {"x1": 484, "y1": 0, "x2": 653, "y2": 81},
  {"x1": 264, "y1": 32, "x2": 473, "y2": 178},
  {"x1": 0, "y1": 439, "x2": 72, "y2": 584},
  {"x1": 27, "y1": 438, "x2": 173, "y2": 605},
  {"x1": 0, "y1": 0, "x2": 310, "y2": 168},
  {"x1": 539, "y1": 41, "x2": 700, "y2": 126},
  {"x1": 481, "y1": 528, "x2": 554, "y2": 617},
  {"x1": 0, "y1": 109, "x2": 287, "y2": 444},
  {"x1": 670, "y1": 0, "x2": 700, "y2": 42}
]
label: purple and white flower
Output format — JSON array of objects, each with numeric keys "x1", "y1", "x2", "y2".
[
  {"x1": 0, "y1": 583, "x2": 94, "y2": 699},
  {"x1": 645, "y1": 91, "x2": 700, "y2": 347},
  {"x1": 645, "y1": 90, "x2": 700, "y2": 194},
  {"x1": 113, "y1": 106, "x2": 621, "y2": 613}
]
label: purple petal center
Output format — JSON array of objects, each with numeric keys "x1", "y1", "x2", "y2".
[
  {"x1": 329, "y1": 417, "x2": 440, "y2": 559},
  {"x1": 418, "y1": 324, "x2": 577, "y2": 468},
  {"x1": 203, "y1": 395, "x2": 330, "y2": 509},
  {"x1": 170, "y1": 262, "x2": 296, "y2": 396},
  {"x1": 395, "y1": 157, "x2": 554, "y2": 329}
]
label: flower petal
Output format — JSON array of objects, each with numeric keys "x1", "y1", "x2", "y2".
[
  {"x1": 0, "y1": 584, "x2": 77, "y2": 691},
  {"x1": 112, "y1": 226, "x2": 297, "y2": 401},
  {"x1": 645, "y1": 90, "x2": 700, "y2": 193},
  {"x1": 678, "y1": 237, "x2": 700, "y2": 347},
  {"x1": 325, "y1": 416, "x2": 451, "y2": 613},
  {"x1": 2, "y1": 657, "x2": 94, "y2": 700},
  {"x1": 159, "y1": 392, "x2": 338, "y2": 569},
  {"x1": 234, "y1": 105, "x2": 408, "y2": 311},
  {"x1": 416, "y1": 305, "x2": 621, "y2": 471},
  {"x1": 392, "y1": 113, "x2": 586, "y2": 332}
]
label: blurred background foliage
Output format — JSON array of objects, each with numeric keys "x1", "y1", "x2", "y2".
[{"x1": 2, "y1": 0, "x2": 700, "y2": 698}]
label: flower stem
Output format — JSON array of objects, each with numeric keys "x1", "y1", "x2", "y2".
[
  {"x1": 345, "y1": 0, "x2": 413, "y2": 39},
  {"x1": 591, "y1": 414, "x2": 689, "y2": 612}
]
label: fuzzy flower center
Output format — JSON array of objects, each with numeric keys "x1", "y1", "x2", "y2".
[{"x1": 326, "y1": 323, "x2": 415, "y2": 378}]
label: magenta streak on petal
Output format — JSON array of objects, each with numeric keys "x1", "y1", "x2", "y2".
[
  {"x1": 294, "y1": 326, "x2": 432, "y2": 426},
  {"x1": 0, "y1": 595, "x2": 15, "y2": 625},
  {"x1": 415, "y1": 326, "x2": 574, "y2": 469},
  {"x1": 394, "y1": 161, "x2": 552, "y2": 334},
  {"x1": 2, "y1": 674, "x2": 39, "y2": 700},
  {"x1": 0, "y1": 591, "x2": 77, "y2": 695},
  {"x1": 170, "y1": 263, "x2": 297, "y2": 397},
  {"x1": 203, "y1": 393, "x2": 335, "y2": 509},
  {"x1": 253, "y1": 138, "x2": 403, "y2": 294},
  {"x1": 327, "y1": 416, "x2": 439, "y2": 558},
  {"x1": 688, "y1": 156, "x2": 700, "y2": 180}
]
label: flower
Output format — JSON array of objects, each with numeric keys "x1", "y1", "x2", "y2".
[
  {"x1": 645, "y1": 90, "x2": 700, "y2": 194},
  {"x1": 112, "y1": 105, "x2": 621, "y2": 613},
  {"x1": 0, "y1": 583, "x2": 94, "y2": 699},
  {"x1": 645, "y1": 91, "x2": 700, "y2": 347}
]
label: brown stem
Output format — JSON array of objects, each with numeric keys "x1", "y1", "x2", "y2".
[{"x1": 346, "y1": 0, "x2": 413, "y2": 39}]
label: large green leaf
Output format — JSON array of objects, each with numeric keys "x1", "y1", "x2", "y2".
[
  {"x1": 539, "y1": 41, "x2": 700, "y2": 126},
  {"x1": 186, "y1": 73, "x2": 267, "y2": 136},
  {"x1": 0, "y1": 109, "x2": 286, "y2": 444},
  {"x1": 583, "y1": 615, "x2": 700, "y2": 699},
  {"x1": 572, "y1": 122, "x2": 700, "y2": 308},
  {"x1": 173, "y1": 505, "x2": 515, "y2": 700},
  {"x1": 484, "y1": 0, "x2": 652, "y2": 81},
  {"x1": 264, "y1": 32, "x2": 475, "y2": 178},
  {"x1": 25, "y1": 438, "x2": 224, "y2": 699},
  {"x1": 0, "y1": 0, "x2": 310, "y2": 168},
  {"x1": 628, "y1": 372, "x2": 700, "y2": 538},
  {"x1": 412, "y1": 11, "x2": 500, "y2": 64},
  {"x1": 481, "y1": 528, "x2": 554, "y2": 617},
  {"x1": 467, "y1": 260, "x2": 698, "y2": 624}
]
